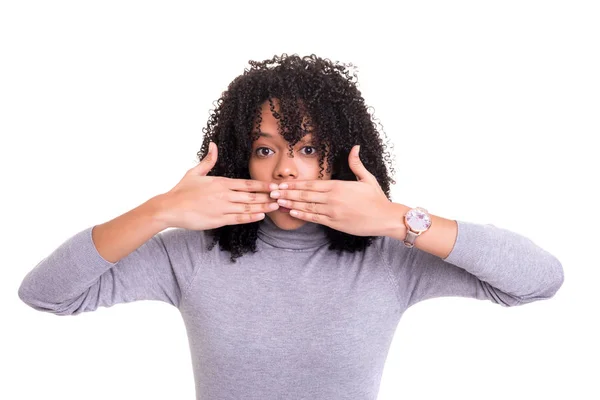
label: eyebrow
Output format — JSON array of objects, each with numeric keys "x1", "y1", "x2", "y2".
[{"x1": 253, "y1": 131, "x2": 312, "y2": 143}]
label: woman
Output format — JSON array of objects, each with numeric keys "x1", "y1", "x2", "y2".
[{"x1": 18, "y1": 53, "x2": 564, "y2": 400}]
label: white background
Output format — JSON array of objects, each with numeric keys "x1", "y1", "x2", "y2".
[{"x1": 2, "y1": 1, "x2": 598, "y2": 399}]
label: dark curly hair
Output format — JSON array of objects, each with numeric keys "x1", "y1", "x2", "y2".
[{"x1": 196, "y1": 53, "x2": 397, "y2": 263}]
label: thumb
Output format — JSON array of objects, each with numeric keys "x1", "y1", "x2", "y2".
[
  {"x1": 193, "y1": 141, "x2": 218, "y2": 176},
  {"x1": 348, "y1": 145, "x2": 372, "y2": 182}
]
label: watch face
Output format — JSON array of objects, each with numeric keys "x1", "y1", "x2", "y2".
[{"x1": 406, "y1": 208, "x2": 432, "y2": 232}]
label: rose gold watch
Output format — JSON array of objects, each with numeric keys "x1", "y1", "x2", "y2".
[{"x1": 403, "y1": 207, "x2": 432, "y2": 248}]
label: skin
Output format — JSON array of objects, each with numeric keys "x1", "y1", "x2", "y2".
[{"x1": 248, "y1": 99, "x2": 332, "y2": 230}]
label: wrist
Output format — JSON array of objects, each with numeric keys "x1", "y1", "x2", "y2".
[
  {"x1": 385, "y1": 202, "x2": 458, "y2": 259},
  {"x1": 383, "y1": 202, "x2": 410, "y2": 241},
  {"x1": 145, "y1": 194, "x2": 173, "y2": 230}
]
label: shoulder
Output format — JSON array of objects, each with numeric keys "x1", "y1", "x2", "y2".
[
  {"x1": 372, "y1": 234, "x2": 405, "y2": 257},
  {"x1": 157, "y1": 227, "x2": 214, "y2": 252},
  {"x1": 366, "y1": 234, "x2": 411, "y2": 266},
  {"x1": 371, "y1": 234, "x2": 428, "y2": 277}
]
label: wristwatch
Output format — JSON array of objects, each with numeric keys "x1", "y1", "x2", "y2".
[{"x1": 403, "y1": 207, "x2": 432, "y2": 248}]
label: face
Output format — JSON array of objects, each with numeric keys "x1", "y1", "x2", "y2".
[{"x1": 249, "y1": 99, "x2": 332, "y2": 230}]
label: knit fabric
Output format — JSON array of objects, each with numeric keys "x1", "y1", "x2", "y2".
[{"x1": 18, "y1": 216, "x2": 564, "y2": 399}]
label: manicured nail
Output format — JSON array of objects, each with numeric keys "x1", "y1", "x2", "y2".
[
  {"x1": 269, "y1": 203, "x2": 279, "y2": 210},
  {"x1": 270, "y1": 191, "x2": 280, "y2": 198},
  {"x1": 279, "y1": 183, "x2": 288, "y2": 189},
  {"x1": 269, "y1": 183, "x2": 278, "y2": 191}
]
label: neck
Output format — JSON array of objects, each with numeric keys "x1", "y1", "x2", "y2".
[{"x1": 257, "y1": 216, "x2": 330, "y2": 250}]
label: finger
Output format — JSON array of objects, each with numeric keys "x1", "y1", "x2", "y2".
[
  {"x1": 271, "y1": 189, "x2": 328, "y2": 204},
  {"x1": 228, "y1": 191, "x2": 273, "y2": 204},
  {"x1": 276, "y1": 199, "x2": 333, "y2": 217},
  {"x1": 224, "y1": 212, "x2": 266, "y2": 226},
  {"x1": 226, "y1": 201, "x2": 279, "y2": 214},
  {"x1": 288, "y1": 208, "x2": 331, "y2": 225},
  {"x1": 192, "y1": 141, "x2": 218, "y2": 176},
  {"x1": 348, "y1": 145, "x2": 376, "y2": 183},
  {"x1": 225, "y1": 178, "x2": 277, "y2": 193},
  {"x1": 277, "y1": 180, "x2": 332, "y2": 191}
]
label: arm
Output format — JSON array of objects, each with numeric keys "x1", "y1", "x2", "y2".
[
  {"x1": 380, "y1": 203, "x2": 565, "y2": 309},
  {"x1": 385, "y1": 203, "x2": 459, "y2": 259},
  {"x1": 91, "y1": 195, "x2": 170, "y2": 263},
  {"x1": 17, "y1": 195, "x2": 204, "y2": 315}
]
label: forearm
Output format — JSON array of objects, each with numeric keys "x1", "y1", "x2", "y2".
[
  {"x1": 381, "y1": 202, "x2": 563, "y2": 306},
  {"x1": 92, "y1": 195, "x2": 169, "y2": 264},
  {"x1": 384, "y1": 202, "x2": 458, "y2": 259}
]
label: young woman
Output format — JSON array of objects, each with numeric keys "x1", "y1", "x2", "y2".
[{"x1": 18, "y1": 53, "x2": 564, "y2": 400}]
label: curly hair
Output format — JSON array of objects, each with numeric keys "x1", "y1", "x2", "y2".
[{"x1": 196, "y1": 53, "x2": 397, "y2": 263}]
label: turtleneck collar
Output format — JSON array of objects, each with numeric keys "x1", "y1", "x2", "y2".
[{"x1": 257, "y1": 216, "x2": 331, "y2": 250}]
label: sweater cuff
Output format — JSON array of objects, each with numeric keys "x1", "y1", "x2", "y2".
[
  {"x1": 80, "y1": 225, "x2": 118, "y2": 267},
  {"x1": 442, "y1": 220, "x2": 488, "y2": 264}
]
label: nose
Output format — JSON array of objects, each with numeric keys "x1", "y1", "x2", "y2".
[{"x1": 274, "y1": 152, "x2": 298, "y2": 180}]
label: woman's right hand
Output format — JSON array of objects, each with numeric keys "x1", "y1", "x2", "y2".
[{"x1": 155, "y1": 142, "x2": 279, "y2": 230}]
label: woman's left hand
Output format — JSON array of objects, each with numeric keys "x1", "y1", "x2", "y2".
[{"x1": 269, "y1": 145, "x2": 396, "y2": 237}]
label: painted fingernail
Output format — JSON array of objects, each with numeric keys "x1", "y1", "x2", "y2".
[
  {"x1": 277, "y1": 199, "x2": 288, "y2": 206},
  {"x1": 269, "y1": 202, "x2": 279, "y2": 210},
  {"x1": 270, "y1": 191, "x2": 280, "y2": 198},
  {"x1": 279, "y1": 183, "x2": 288, "y2": 189},
  {"x1": 269, "y1": 183, "x2": 278, "y2": 191}
]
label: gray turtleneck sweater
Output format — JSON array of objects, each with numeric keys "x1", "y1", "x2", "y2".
[{"x1": 18, "y1": 216, "x2": 564, "y2": 399}]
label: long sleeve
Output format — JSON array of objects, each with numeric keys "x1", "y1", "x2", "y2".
[
  {"x1": 381, "y1": 220, "x2": 564, "y2": 309},
  {"x1": 17, "y1": 226, "x2": 206, "y2": 315}
]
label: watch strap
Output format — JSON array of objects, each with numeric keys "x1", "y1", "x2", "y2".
[{"x1": 402, "y1": 229, "x2": 420, "y2": 248}]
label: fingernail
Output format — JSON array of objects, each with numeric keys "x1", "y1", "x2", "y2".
[
  {"x1": 269, "y1": 183, "x2": 278, "y2": 191},
  {"x1": 279, "y1": 183, "x2": 288, "y2": 189},
  {"x1": 270, "y1": 191, "x2": 280, "y2": 198},
  {"x1": 269, "y1": 203, "x2": 279, "y2": 210}
]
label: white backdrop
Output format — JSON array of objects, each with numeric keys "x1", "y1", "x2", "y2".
[{"x1": 2, "y1": 1, "x2": 597, "y2": 399}]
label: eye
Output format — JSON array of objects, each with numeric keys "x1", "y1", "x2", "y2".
[
  {"x1": 300, "y1": 146, "x2": 318, "y2": 156},
  {"x1": 255, "y1": 147, "x2": 273, "y2": 158},
  {"x1": 254, "y1": 146, "x2": 318, "y2": 158}
]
